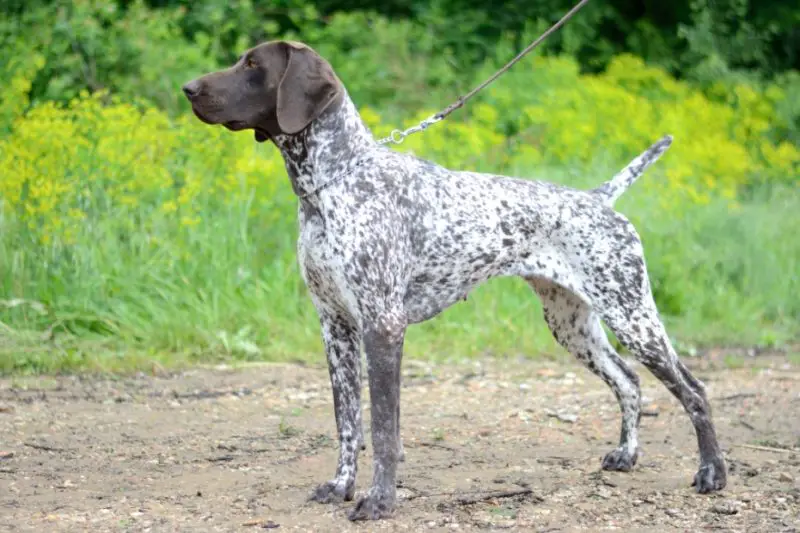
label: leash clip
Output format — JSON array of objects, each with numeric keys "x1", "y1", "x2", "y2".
[{"x1": 378, "y1": 114, "x2": 442, "y2": 146}]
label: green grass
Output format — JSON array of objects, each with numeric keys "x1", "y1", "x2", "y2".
[{"x1": 1, "y1": 163, "x2": 798, "y2": 375}]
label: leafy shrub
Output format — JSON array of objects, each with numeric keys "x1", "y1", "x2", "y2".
[
  {"x1": 0, "y1": 0, "x2": 222, "y2": 115},
  {"x1": 1, "y1": 48, "x2": 798, "y2": 365}
]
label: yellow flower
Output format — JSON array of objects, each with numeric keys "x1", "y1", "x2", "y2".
[{"x1": 0, "y1": 52, "x2": 794, "y2": 248}]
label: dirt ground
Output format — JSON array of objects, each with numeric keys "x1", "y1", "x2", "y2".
[{"x1": 1, "y1": 352, "x2": 799, "y2": 532}]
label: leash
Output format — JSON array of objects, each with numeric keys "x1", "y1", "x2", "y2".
[
  {"x1": 376, "y1": 0, "x2": 591, "y2": 146},
  {"x1": 300, "y1": 0, "x2": 590, "y2": 198}
]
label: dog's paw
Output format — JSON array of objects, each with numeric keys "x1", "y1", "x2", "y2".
[
  {"x1": 692, "y1": 457, "x2": 727, "y2": 493},
  {"x1": 309, "y1": 480, "x2": 355, "y2": 503},
  {"x1": 347, "y1": 489, "x2": 395, "y2": 521},
  {"x1": 601, "y1": 447, "x2": 638, "y2": 472}
]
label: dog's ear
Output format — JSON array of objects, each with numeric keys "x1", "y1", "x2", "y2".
[{"x1": 276, "y1": 42, "x2": 342, "y2": 135}]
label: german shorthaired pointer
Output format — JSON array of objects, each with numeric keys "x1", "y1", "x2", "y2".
[{"x1": 183, "y1": 40, "x2": 727, "y2": 520}]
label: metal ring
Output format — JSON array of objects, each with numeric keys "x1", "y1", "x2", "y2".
[{"x1": 389, "y1": 129, "x2": 406, "y2": 144}]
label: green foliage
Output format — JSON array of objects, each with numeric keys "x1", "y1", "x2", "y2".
[
  {"x1": 284, "y1": 11, "x2": 467, "y2": 113},
  {"x1": 678, "y1": 0, "x2": 779, "y2": 87},
  {"x1": 0, "y1": 1, "x2": 798, "y2": 374},
  {"x1": 1, "y1": 49, "x2": 798, "y2": 374},
  {"x1": 0, "y1": 0, "x2": 221, "y2": 114},
  {"x1": 2, "y1": 0, "x2": 798, "y2": 119}
]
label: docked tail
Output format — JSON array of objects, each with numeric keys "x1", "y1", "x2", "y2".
[{"x1": 592, "y1": 135, "x2": 673, "y2": 206}]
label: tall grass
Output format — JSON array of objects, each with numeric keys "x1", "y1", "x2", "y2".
[
  {"x1": 2, "y1": 159, "x2": 797, "y2": 374},
  {"x1": 1, "y1": 51, "x2": 797, "y2": 375}
]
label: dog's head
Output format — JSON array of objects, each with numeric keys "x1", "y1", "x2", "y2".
[{"x1": 182, "y1": 41, "x2": 342, "y2": 143}]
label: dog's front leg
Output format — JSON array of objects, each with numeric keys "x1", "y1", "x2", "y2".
[
  {"x1": 348, "y1": 313, "x2": 405, "y2": 521},
  {"x1": 309, "y1": 310, "x2": 363, "y2": 503}
]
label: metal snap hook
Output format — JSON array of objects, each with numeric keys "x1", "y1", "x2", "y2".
[{"x1": 389, "y1": 130, "x2": 406, "y2": 144}]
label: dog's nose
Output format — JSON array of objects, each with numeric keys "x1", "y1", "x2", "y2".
[{"x1": 182, "y1": 80, "x2": 202, "y2": 99}]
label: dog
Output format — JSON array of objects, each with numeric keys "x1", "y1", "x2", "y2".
[{"x1": 182, "y1": 40, "x2": 727, "y2": 521}]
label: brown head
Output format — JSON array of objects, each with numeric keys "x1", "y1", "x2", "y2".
[{"x1": 182, "y1": 41, "x2": 343, "y2": 143}]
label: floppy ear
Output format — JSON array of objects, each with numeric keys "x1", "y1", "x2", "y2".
[{"x1": 276, "y1": 43, "x2": 342, "y2": 135}]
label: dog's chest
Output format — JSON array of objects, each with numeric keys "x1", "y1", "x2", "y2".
[{"x1": 297, "y1": 209, "x2": 360, "y2": 315}]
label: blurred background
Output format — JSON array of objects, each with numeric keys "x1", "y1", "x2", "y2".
[{"x1": 0, "y1": 0, "x2": 798, "y2": 373}]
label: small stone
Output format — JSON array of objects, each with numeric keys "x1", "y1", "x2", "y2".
[
  {"x1": 711, "y1": 501, "x2": 740, "y2": 515},
  {"x1": 596, "y1": 487, "x2": 612, "y2": 499},
  {"x1": 778, "y1": 472, "x2": 794, "y2": 483},
  {"x1": 665, "y1": 508, "x2": 680, "y2": 517},
  {"x1": 545, "y1": 409, "x2": 578, "y2": 423}
]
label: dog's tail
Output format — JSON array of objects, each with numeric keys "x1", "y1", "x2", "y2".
[{"x1": 592, "y1": 135, "x2": 673, "y2": 206}]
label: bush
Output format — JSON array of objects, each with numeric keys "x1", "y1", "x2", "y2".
[
  {"x1": 4, "y1": 0, "x2": 799, "y2": 129},
  {"x1": 0, "y1": 0, "x2": 223, "y2": 115},
  {"x1": 1, "y1": 50, "x2": 798, "y2": 372}
]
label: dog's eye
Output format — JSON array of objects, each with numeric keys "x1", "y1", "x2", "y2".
[{"x1": 245, "y1": 58, "x2": 257, "y2": 69}]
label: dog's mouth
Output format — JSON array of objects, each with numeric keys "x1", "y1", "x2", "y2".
[
  {"x1": 191, "y1": 106, "x2": 218, "y2": 125},
  {"x1": 224, "y1": 122, "x2": 270, "y2": 143},
  {"x1": 191, "y1": 106, "x2": 270, "y2": 143},
  {"x1": 222, "y1": 120, "x2": 249, "y2": 131},
  {"x1": 190, "y1": 105, "x2": 248, "y2": 130}
]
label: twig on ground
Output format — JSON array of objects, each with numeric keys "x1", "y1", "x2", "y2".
[
  {"x1": 207, "y1": 454, "x2": 235, "y2": 462},
  {"x1": 736, "y1": 443, "x2": 796, "y2": 454},
  {"x1": 24, "y1": 442, "x2": 67, "y2": 452},
  {"x1": 454, "y1": 488, "x2": 538, "y2": 506},
  {"x1": 408, "y1": 441, "x2": 457, "y2": 452},
  {"x1": 718, "y1": 393, "x2": 758, "y2": 402},
  {"x1": 738, "y1": 420, "x2": 757, "y2": 431}
]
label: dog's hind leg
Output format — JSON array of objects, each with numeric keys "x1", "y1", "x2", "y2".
[
  {"x1": 600, "y1": 291, "x2": 727, "y2": 493},
  {"x1": 530, "y1": 277, "x2": 642, "y2": 471}
]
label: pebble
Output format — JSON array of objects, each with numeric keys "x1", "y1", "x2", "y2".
[
  {"x1": 595, "y1": 487, "x2": 612, "y2": 499},
  {"x1": 545, "y1": 409, "x2": 578, "y2": 423},
  {"x1": 778, "y1": 472, "x2": 794, "y2": 482},
  {"x1": 711, "y1": 501, "x2": 740, "y2": 515}
]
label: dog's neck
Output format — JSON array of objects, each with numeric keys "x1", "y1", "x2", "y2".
[{"x1": 271, "y1": 92, "x2": 376, "y2": 200}]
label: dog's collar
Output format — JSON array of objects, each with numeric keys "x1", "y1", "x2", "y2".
[{"x1": 296, "y1": 150, "x2": 377, "y2": 200}]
